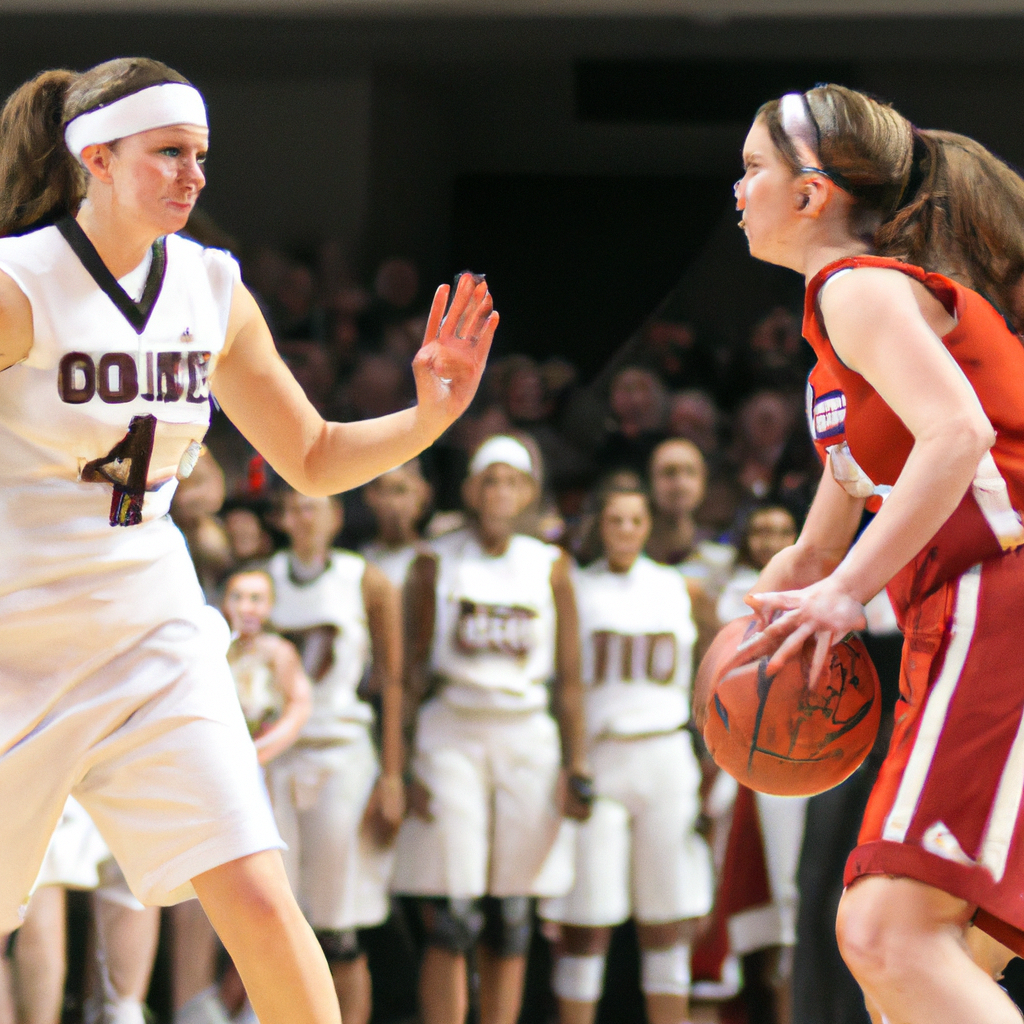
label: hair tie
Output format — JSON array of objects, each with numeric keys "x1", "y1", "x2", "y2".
[{"x1": 894, "y1": 129, "x2": 929, "y2": 212}]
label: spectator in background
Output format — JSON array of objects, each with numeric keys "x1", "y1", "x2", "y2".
[
  {"x1": 667, "y1": 390, "x2": 722, "y2": 464},
  {"x1": 170, "y1": 450, "x2": 232, "y2": 601},
  {"x1": 645, "y1": 439, "x2": 734, "y2": 602},
  {"x1": 278, "y1": 340, "x2": 335, "y2": 416},
  {"x1": 493, "y1": 356, "x2": 590, "y2": 495},
  {"x1": 362, "y1": 460, "x2": 433, "y2": 590},
  {"x1": 360, "y1": 258, "x2": 421, "y2": 346},
  {"x1": 716, "y1": 505, "x2": 798, "y2": 625},
  {"x1": 733, "y1": 308, "x2": 810, "y2": 396},
  {"x1": 637, "y1": 319, "x2": 720, "y2": 396},
  {"x1": 593, "y1": 366, "x2": 668, "y2": 477},
  {"x1": 333, "y1": 353, "x2": 414, "y2": 423},
  {"x1": 222, "y1": 498, "x2": 278, "y2": 566}
]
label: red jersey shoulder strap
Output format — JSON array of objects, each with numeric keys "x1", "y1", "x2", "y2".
[{"x1": 802, "y1": 255, "x2": 959, "y2": 355}]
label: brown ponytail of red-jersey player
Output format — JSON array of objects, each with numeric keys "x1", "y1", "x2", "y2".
[
  {"x1": 0, "y1": 58, "x2": 192, "y2": 237},
  {"x1": 757, "y1": 84, "x2": 1024, "y2": 332}
]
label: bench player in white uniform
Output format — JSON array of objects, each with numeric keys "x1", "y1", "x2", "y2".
[
  {"x1": 0, "y1": 800, "x2": 160, "y2": 1024},
  {"x1": 267, "y1": 489, "x2": 404, "y2": 1024},
  {"x1": 541, "y1": 479, "x2": 714, "y2": 1024},
  {"x1": 362, "y1": 458, "x2": 433, "y2": 590},
  {"x1": 393, "y1": 434, "x2": 592, "y2": 1024},
  {"x1": 0, "y1": 57, "x2": 496, "y2": 1024}
]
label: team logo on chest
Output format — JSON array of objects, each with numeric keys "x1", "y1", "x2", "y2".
[
  {"x1": 811, "y1": 389, "x2": 847, "y2": 440},
  {"x1": 57, "y1": 348, "x2": 211, "y2": 405},
  {"x1": 455, "y1": 600, "x2": 537, "y2": 659}
]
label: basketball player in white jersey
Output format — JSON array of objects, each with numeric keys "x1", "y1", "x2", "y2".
[
  {"x1": 224, "y1": 569, "x2": 312, "y2": 764},
  {"x1": 266, "y1": 489, "x2": 404, "y2": 1024},
  {"x1": 0, "y1": 799, "x2": 160, "y2": 1024},
  {"x1": 393, "y1": 434, "x2": 591, "y2": 1024},
  {"x1": 541, "y1": 479, "x2": 713, "y2": 1024},
  {"x1": 0, "y1": 57, "x2": 496, "y2": 1024},
  {"x1": 362, "y1": 459, "x2": 433, "y2": 590}
]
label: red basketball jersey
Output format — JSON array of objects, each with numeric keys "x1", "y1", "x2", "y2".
[{"x1": 803, "y1": 255, "x2": 1024, "y2": 606}]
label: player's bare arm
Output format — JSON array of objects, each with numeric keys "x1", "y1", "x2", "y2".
[
  {"x1": 401, "y1": 552, "x2": 438, "y2": 821},
  {"x1": 252, "y1": 637, "x2": 311, "y2": 766},
  {"x1": 0, "y1": 269, "x2": 33, "y2": 372},
  {"x1": 361, "y1": 561, "x2": 405, "y2": 843},
  {"x1": 211, "y1": 274, "x2": 497, "y2": 498},
  {"x1": 550, "y1": 553, "x2": 591, "y2": 821}
]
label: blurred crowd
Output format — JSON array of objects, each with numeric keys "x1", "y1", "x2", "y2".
[{"x1": 1, "y1": 236, "x2": 913, "y2": 1024}]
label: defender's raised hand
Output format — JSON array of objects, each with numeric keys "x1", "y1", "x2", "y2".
[{"x1": 412, "y1": 272, "x2": 498, "y2": 432}]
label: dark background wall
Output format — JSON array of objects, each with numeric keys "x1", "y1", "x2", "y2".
[{"x1": 3, "y1": 13, "x2": 1024, "y2": 373}]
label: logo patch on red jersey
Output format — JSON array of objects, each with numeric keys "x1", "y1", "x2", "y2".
[{"x1": 812, "y1": 389, "x2": 847, "y2": 439}]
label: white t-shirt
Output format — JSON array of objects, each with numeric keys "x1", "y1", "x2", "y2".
[
  {"x1": 362, "y1": 540, "x2": 419, "y2": 590},
  {"x1": 430, "y1": 529, "x2": 561, "y2": 713},
  {"x1": 0, "y1": 223, "x2": 238, "y2": 739},
  {"x1": 575, "y1": 555, "x2": 697, "y2": 739},
  {"x1": 267, "y1": 550, "x2": 373, "y2": 741}
]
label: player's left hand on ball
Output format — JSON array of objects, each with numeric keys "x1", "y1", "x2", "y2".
[
  {"x1": 736, "y1": 581, "x2": 867, "y2": 689},
  {"x1": 363, "y1": 774, "x2": 406, "y2": 845},
  {"x1": 412, "y1": 272, "x2": 498, "y2": 431}
]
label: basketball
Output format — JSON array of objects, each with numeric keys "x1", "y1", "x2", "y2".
[{"x1": 699, "y1": 616, "x2": 881, "y2": 797}]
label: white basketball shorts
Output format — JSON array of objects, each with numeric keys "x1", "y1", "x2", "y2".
[
  {"x1": 391, "y1": 698, "x2": 574, "y2": 899},
  {"x1": 541, "y1": 730, "x2": 713, "y2": 927},
  {"x1": 265, "y1": 728, "x2": 394, "y2": 931},
  {"x1": 0, "y1": 607, "x2": 282, "y2": 931}
]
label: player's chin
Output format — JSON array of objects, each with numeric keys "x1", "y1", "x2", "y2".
[{"x1": 161, "y1": 199, "x2": 195, "y2": 232}]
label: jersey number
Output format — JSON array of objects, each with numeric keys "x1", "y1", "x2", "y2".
[
  {"x1": 81, "y1": 414, "x2": 157, "y2": 527},
  {"x1": 592, "y1": 631, "x2": 677, "y2": 685}
]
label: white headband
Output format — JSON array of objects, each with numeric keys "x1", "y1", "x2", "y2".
[
  {"x1": 469, "y1": 435, "x2": 534, "y2": 479},
  {"x1": 64, "y1": 83, "x2": 207, "y2": 159},
  {"x1": 779, "y1": 92, "x2": 820, "y2": 163}
]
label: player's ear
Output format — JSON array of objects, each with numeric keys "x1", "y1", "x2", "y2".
[{"x1": 79, "y1": 143, "x2": 116, "y2": 185}]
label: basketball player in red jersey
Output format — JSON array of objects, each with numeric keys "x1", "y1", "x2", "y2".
[{"x1": 727, "y1": 85, "x2": 1024, "y2": 1023}]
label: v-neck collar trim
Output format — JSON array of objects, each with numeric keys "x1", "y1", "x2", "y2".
[{"x1": 56, "y1": 216, "x2": 167, "y2": 335}]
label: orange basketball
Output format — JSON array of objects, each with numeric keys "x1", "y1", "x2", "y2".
[{"x1": 699, "y1": 615, "x2": 881, "y2": 797}]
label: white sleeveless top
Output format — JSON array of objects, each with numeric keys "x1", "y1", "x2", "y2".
[
  {"x1": 361, "y1": 540, "x2": 419, "y2": 590},
  {"x1": 267, "y1": 550, "x2": 373, "y2": 741},
  {"x1": 430, "y1": 528, "x2": 561, "y2": 713},
  {"x1": 575, "y1": 555, "x2": 697, "y2": 739},
  {"x1": 0, "y1": 223, "x2": 239, "y2": 740}
]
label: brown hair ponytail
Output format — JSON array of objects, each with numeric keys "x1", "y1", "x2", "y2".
[
  {"x1": 0, "y1": 57, "x2": 192, "y2": 237},
  {"x1": 759, "y1": 84, "x2": 1024, "y2": 331}
]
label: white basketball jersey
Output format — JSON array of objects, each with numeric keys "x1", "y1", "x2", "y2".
[
  {"x1": 575, "y1": 555, "x2": 697, "y2": 738},
  {"x1": 267, "y1": 550, "x2": 373, "y2": 741},
  {"x1": 362, "y1": 540, "x2": 419, "y2": 590},
  {"x1": 430, "y1": 529, "x2": 561, "y2": 713},
  {"x1": 0, "y1": 223, "x2": 238, "y2": 740}
]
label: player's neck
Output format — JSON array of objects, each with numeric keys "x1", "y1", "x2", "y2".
[
  {"x1": 288, "y1": 548, "x2": 330, "y2": 581},
  {"x1": 648, "y1": 513, "x2": 695, "y2": 559},
  {"x1": 475, "y1": 521, "x2": 513, "y2": 557},
  {"x1": 75, "y1": 201, "x2": 161, "y2": 281}
]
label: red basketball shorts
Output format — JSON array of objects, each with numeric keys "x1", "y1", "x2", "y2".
[{"x1": 846, "y1": 548, "x2": 1024, "y2": 953}]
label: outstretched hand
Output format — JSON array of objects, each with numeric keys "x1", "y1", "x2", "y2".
[
  {"x1": 412, "y1": 272, "x2": 498, "y2": 433},
  {"x1": 724, "y1": 579, "x2": 867, "y2": 689}
]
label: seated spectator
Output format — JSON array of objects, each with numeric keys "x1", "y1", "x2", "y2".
[
  {"x1": 697, "y1": 390, "x2": 799, "y2": 539},
  {"x1": 170, "y1": 450, "x2": 232, "y2": 601},
  {"x1": 733, "y1": 307, "x2": 810, "y2": 396},
  {"x1": 333, "y1": 353, "x2": 414, "y2": 422},
  {"x1": 593, "y1": 366, "x2": 669, "y2": 477},
  {"x1": 667, "y1": 390, "x2": 722, "y2": 463},
  {"x1": 645, "y1": 438, "x2": 735, "y2": 601},
  {"x1": 637, "y1": 318, "x2": 720, "y2": 395},
  {"x1": 222, "y1": 498, "x2": 278, "y2": 566},
  {"x1": 494, "y1": 355, "x2": 591, "y2": 494},
  {"x1": 278, "y1": 339, "x2": 335, "y2": 415},
  {"x1": 716, "y1": 505, "x2": 798, "y2": 625},
  {"x1": 362, "y1": 460, "x2": 433, "y2": 589}
]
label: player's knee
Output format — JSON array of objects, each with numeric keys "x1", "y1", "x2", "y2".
[
  {"x1": 640, "y1": 944, "x2": 691, "y2": 998},
  {"x1": 479, "y1": 896, "x2": 532, "y2": 957},
  {"x1": 836, "y1": 883, "x2": 899, "y2": 985},
  {"x1": 314, "y1": 928, "x2": 362, "y2": 964},
  {"x1": 552, "y1": 953, "x2": 606, "y2": 1003},
  {"x1": 421, "y1": 898, "x2": 484, "y2": 954}
]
